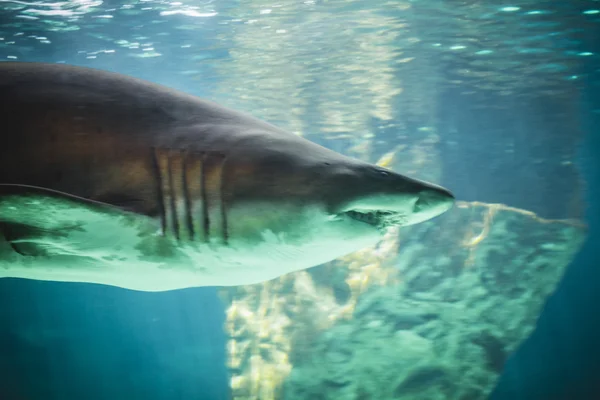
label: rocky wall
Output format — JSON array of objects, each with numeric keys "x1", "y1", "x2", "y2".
[{"x1": 221, "y1": 201, "x2": 585, "y2": 400}]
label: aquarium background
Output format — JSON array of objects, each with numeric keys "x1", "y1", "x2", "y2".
[{"x1": 0, "y1": 0, "x2": 599, "y2": 399}]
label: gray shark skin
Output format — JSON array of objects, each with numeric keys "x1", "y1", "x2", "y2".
[{"x1": 0, "y1": 62, "x2": 454, "y2": 291}]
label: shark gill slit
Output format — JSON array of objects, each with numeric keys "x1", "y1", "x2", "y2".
[
  {"x1": 200, "y1": 152, "x2": 210, "y2": 242},
  {"x1": 166, "y1": 151, "x2": 180, "y2": 240},
  {"x1": 150, "y1": 147, "x2": 167, "y2": 236},
  {"x1": 180, "y1": 150, "x2": 195, "y2": 240},
  {"x1": 217, "y1": 153, "x2": 229, "y2": 245}
]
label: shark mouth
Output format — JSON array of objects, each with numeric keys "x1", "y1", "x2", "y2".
[{"x1": 343, "y1": 210, "x2": 407, "y2": 229}]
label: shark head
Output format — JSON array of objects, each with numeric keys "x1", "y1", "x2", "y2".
[
  {"x1": 321, "y1": 162, "x2": 455, "y2": 229},
  {"x1": 214, "y1": 130, "x2": 455, "y2": 283}
]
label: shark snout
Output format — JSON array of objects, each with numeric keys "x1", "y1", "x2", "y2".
[{"x1": 409, "y1": 185, "x2": 455, "y2": 225}]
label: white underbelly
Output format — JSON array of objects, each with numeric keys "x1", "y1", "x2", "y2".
[
  {"x1": 0, "y1": 188, "x2": 383, "y2": 291},
  {"x1": 0, "y1": 230, "x2": 379, "y2": 291}
]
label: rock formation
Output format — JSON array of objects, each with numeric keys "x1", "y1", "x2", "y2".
[{"x1": 221, "y1": 201, "x2": 585, "y2": 400}]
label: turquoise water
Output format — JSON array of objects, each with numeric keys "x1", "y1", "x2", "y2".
[{"x1": 0, "y1": 1, "x2": 599, "y2": 399}]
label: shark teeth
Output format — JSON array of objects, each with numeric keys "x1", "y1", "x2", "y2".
[{"x1": 344, "y1": 210, "x2": 406, "y2": 228}]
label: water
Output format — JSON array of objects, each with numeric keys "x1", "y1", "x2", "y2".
[{"x1": 0, "y1": 0, "x2": 599, "y2": 399}]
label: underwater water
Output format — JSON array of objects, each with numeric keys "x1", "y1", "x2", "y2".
[{"x1": 0, "y1": 0, "x2": 599, "y2": 399}]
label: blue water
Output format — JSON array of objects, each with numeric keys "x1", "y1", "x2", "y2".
[
  {"x1": 0, "y1": 281, "x2": 230, "y2": 399},
  {"x1": 491, "y1": 52, "x2": 600, "y2": 400}
]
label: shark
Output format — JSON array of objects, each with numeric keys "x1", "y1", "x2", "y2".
[{"x1": 0, "y1": 62, "x2": 454, "y2": 291}]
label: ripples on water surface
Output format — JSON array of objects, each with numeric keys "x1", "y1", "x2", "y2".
[{"x1": 1, "y1": 0, "x2": 598, "y2": 128}]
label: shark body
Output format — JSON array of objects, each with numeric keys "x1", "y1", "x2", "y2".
[{"x1": 0, "y1": 62, "x2": 454, "y2": 291}]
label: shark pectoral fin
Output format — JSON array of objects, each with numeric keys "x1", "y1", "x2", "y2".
[
  {"x1": 0, "y1": 184, "x2": 125, "y2": 226},
  {"x1": 0, "y1": 184, "x2": 157, "y2": 257},
  {"x1": 0, "y1": 221, "x2": 53, "y2": 256}
]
